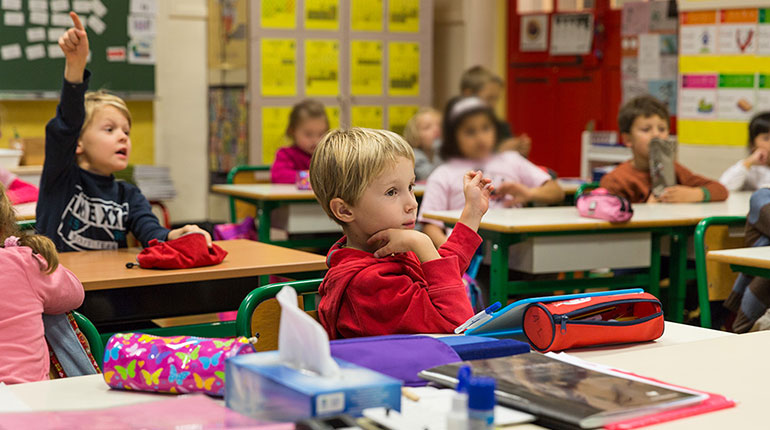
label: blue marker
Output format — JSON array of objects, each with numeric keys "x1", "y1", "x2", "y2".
[{"x1": 454, "y1": 302, "x2": 501, "y2": 334}]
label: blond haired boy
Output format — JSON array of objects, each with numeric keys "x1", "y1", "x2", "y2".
[
  {"x1": 310, "y1": 128, "x2": 493, "y2": 339},
  {"x1": 38, "y1": 12, "x2": 210, "y2": 251}
]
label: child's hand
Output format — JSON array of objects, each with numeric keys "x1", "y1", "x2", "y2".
[
  {"x1": 60, "y1": 12, "x2": 89, "y2": 83},
  {"x1": 744, "y1": 148, "x2": 769, "y2": 168},
  {"x1": 367, "y1": 229, "x2": 439, "y2": 263},
  {"x1": 496, "y1": 181, "x2": 533, "y2": 206},
  {"x1": 659, "y1": 186, "x2": 704, "y2": 203},
  {"x1": 168, "y1": 224, "x2": 213, "y2": 247},
  {"x1": 459, "y1": 171, "x2": 493, "y2": 232},
  {"x1": 646, "y1": 193, "x2": 660, "y2": 204}
]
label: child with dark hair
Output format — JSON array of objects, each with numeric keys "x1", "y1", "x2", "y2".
[
  {"x1": 418, "y1": 96, "x2": 564, "y2": 247},
  {"x1": 720, "y1": 112, "x2": 770, "y2": 191},
  {"x1": 600, "y1": 95, "x2": 728, "y2": 203}
]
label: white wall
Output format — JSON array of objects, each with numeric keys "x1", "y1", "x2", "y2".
[
  {"x1": 679, "y1": 144, "x2": 747, "y2": 180},
  {"x1": 154, "y1": 0, "x2": 209, "y2": 223}
]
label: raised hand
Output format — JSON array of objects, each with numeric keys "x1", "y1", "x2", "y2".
[{"x1": 60, "y1": 12, "x2": 89, "y2": 83}]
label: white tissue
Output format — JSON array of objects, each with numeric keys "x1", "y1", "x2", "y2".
[{"x1": 276, "y1": 286, "x2": 341, "y2": 378}]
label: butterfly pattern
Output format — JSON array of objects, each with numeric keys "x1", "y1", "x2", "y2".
[{"x1": 102, "y1": 333, "x2": 255, "y2": 396}]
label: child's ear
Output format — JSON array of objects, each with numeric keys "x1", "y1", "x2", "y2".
[
  {"x1": 620, "y1": 133, "x2": 632, "y2": 148},
  {"x1": 329, "y1": 198, "x2": 355, "y2": 223},
  {"x1": 75, "y1": 138, "x2": 85, "y2": 155}
]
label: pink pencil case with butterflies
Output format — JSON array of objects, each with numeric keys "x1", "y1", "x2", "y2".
[{"x1": 102, "y1": 333, "x2": 256, "y2": 396}]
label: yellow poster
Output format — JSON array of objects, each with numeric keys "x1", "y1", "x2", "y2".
[
  {"x1": 326, "y1": 106, "x2": 341, "y2": 129},
  {"x1": 305, "y1": 0, "x2": 339, "y2": 31},
  {"x1": 351, "y1": 0, "x2": 383, "y2": 32},
  {"x1": 305, "y1": 39, "x2": 340, "y2": 96},
  {"x1": 388, "y1": 0, "x2": 419, "y2": 32},
  {"x1": 351, "y1": 40, "x2": 383, "y2": 95},
  {"x1": 261, "y1": 39, "x2": 297, "y2": 96},
  {"x1": 388, "y1": 42, "x2": 420, "y2": 96},
  {"x1": 388, "y1": 105, "x2": 419, "y2": 135},
  {"x1": 352, "y1": 106, "x2": 384, "y2": 129},
  {"x1": 260, "y1": 0, "x2": 296, "y2": 29},
  {"x1": 262, "y1": 107, "x2": 292, "y2": 164}
]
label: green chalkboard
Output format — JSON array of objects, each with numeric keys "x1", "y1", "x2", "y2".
[{"x1": 0, "y1": 0, "x2": 154, "y2": 94}]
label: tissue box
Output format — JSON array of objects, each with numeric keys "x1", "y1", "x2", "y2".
[{"x1": 226, "y1": 351, "x2": 402, "y2": 422}]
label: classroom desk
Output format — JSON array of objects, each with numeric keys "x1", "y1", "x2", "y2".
[
  {"x1": 708, "y1": 246, "x2": 770, "y2": 279},
  {"x1": 1, "y1": 323, "x2": 742, "y2": 429},
  {"x1": 210, "y1": 183, "x2": 425, "y2": 248},
  {"x1": 58, "y1": 239, "x2": 327, "y2": 330},
  {"x1": 423, "y1": 192, "x2": 753, "y2": 321}
]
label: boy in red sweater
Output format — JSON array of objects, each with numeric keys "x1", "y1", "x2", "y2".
[
  {"x1": 600, "y1": 95, "x2": 728, "y2": 203},
  {"x1": 310, "y1": 128, "x2": 494, "y2": 339}
]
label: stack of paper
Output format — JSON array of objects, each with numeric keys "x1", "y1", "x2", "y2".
[{"x1": 132, "y1": 165, "x2": 176, "y2": 201}]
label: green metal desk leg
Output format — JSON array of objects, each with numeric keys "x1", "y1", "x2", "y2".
[
  {"x1": 667, "y1": 228, "x2": 689, "y2": 322},
  {"x1": 648, "y1": 231, "x2": 662, "y2": 298},
  {"x1": 489, "y1": 235, "x2": 513, "y2": 305},
  {"x1": 257, "y1": 201, "x2": 277, "y2": 245}
]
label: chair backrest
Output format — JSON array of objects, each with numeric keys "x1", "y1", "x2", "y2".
[
  {"x1": 236, "y1": 279, "x2": 323, "y2": 352},
  {"x1": 575, "y1": 182, "x2": 600, "y2": 200},
  {"x1": 72, "y1": 311, "x2": 104, "y2": 369},
  {"x1": 227, "y1": 165, "x2": 271, "y2": 222}
]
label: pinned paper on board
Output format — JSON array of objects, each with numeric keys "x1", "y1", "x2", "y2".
[
  {"x1": 107, "y1": 46, "x2": 127, "y2": 62},
  {"x1": 128, "y1": 14, "x2": 155, "y2": 38},
  {"x1": 48, "y1": 28, "x2": 65, "y2": 42},
  {"x1": 388, "y1": 105, "x2": 419, "y2": 135},
  {"x1": 0, "y1": 44, "x2": 22, "y2": 60},
  {"x1": 261, "y1": 0, "x2": 295, "y2": 29},
  {"x1": 130, "y1": 0, "x2": 157, "y2": 15},
  {"x1": 519, "y1": 14, "x2": 548, "y2": 52},
  {"x1": 351, "y1": 0, "x2": 383, "y2": 32},
  {"x1": 388, "y1": 42, "x2": 419, "y2": 96},
  {"x1": 47, "y1": 44, "x2": 65, "y2": 58},
  {"x1": 24, "y1": 44, "x2": 45, "y2": 60},
  {"x1": 88, "y1": 15, "x2": 106, "y2": 35},
  {"x1": 388, "y1": 0, "x2": 419, "y2": 33},
  {"x1": 717, "y1": 74, "x2": 756, "y2": 120},
  {"x1": 1, "y1": 0, "x2": 21, "y2": 10},
  {"x1": 28, "y1": 0, "x2": 47, "y2": 12},
  {"x1": 351, "y1": 40, "x2": 383, "y2": 95},
  {"x1": 128, "y1": 38, "x2": 155, "y2": 65},
  {"x1": 261, "y1": 106, "x2": 292, "y2": 164},
  {"x1": 305, "y1": 0, "x2": 338, "y2": 31},
  {"x1": 51, "y1": 13, "x2": 72, "y2": 27},
  {"x1": 637, "y1": 34, "x2": 661, "y2": 80},
  {"x1": 261, "y1": 39, "x2": 296, "y2": 96},
  {"x1": 621, "y1": 1, "x2": 649, "y2": 36},
  {"x1": 29, "y1": 12, "x2": 48, "y2": 25},
  {"x1": 305, "y1": 39, "x2": 339, "y2": 96},
  {"x1": 72, "y1": 0, "x2": 91, "y2": 13},
  {"x1": 680, "y1": 11, "x2": 717, "y2": 55},
  {"x1": 760, "y1": 9, "x2": 770, "y2": 55},
  {"x1": 3, "y1": 11, "x2": 24, "y2": 26},
  {"x1": 50, "y1": 0, "x2": 69, "y2": 12},
  {"x1": 352, "y1": 106, "x2": 384, "y2": 129},
  {"x1": 550, "y1": 13, "x2": 593, "y2": 55},
  {"x1": 718, "y1": 9, "x2": 757, "y2": 55},
  {"x1": 26, "y1": 27, "x2": 46, "y2": 43},
  {"x1": 91, "y1": 0, "x2": 107, "y2": 18}
]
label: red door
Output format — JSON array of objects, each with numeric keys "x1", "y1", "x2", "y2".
[{"x1": 507, "y1": 0, "x2": 622, "y2": 177}]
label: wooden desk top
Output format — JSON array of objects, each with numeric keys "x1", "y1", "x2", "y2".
[
  {"x1": 708, "y1": 246, "x2": 770, "y2": 270},
  {"x1": 423, "y1": 192, "x2": 752, "y2": 233},
  {"x1": 211, "y1": 183, "x2": 425, "y2": 200},
  {"x1": 58, "y1": 239, "x2": 327, "y2": 291},
  {"x1": 14, "y1": 202, "x2": 35, "y2": 221}
]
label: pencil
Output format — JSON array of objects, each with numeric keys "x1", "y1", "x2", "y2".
[{"x1": 401, "y1": 387, "x2": 420, "y2": 402}]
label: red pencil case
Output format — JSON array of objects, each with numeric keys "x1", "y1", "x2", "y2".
[{"x1": 522, "y1": 292, "x2": 664, "y2": 352}]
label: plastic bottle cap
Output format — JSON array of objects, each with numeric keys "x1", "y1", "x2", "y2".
[{"x1": 467, "y1": 376, "x2": 496, "y2": 411}]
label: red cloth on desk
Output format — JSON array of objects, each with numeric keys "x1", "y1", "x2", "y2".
[
  {"x1": 6, "y1": 178, "x2": 39, "y2": 204},
  {"x1": 318, "y1": 222, "x2": 480, "y2": 340}
]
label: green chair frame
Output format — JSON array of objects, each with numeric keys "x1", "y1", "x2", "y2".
[
  {"x1": 226, "y1": 165, "x2": 271, "y2": 223},
  {"x1": 72, "y1": 311, "x2": 104, "y2": 369},
  {"x1": 693, "y1": 215, "x2": 747, "y2": 328},
  {"x1": 575, "y1": 182, "x2": 600, "y2": 199},
  {"x1": 236, "y1": 278, "x2": 323, "y2": 338}
]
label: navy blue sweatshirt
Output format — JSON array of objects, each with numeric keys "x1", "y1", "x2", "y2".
[{"x1": 37, "y1": 71, "x2": 170, "y2": 252}]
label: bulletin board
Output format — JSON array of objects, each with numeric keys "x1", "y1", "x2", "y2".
[
  {"x1": 0, "y1": 0, "x2": 155, "y2": 95},
  {"x1": 677, "y1": 0, "x2": 770, "y2": 146},
  {"x1": 249, "y1": 0, "x2": 433, "y2": 164}
]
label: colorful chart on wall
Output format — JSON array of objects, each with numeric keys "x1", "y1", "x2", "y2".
[
  {"x1": 304, "y1": 0, "x2": 338, "y2": 30},
  {"x1": 388, "y1": 105, "x2": 418, "y2": 135},
  {"x1": 352, "y1": 106, "x2": 384, "y2": 129},
  {"x1": 388, "y1": 0, "x2": 419, "y2": 33},
  {"x1": 351, "y1": 0, "x2": 383, "y2": 32},
  {"x1": 351, "y1": 40, "x2": 383, "y2": 95},
  {"x1": 305, "y1": 39, "x2": 339, "y2": 96},
  {"x1": 678, "y1": 6, "x2": 770, "y2": 146},
  {"x1": 261, "y1": 39, "x2": 297, "y2": 96},
  {"x1": 209, "y1": 87, "x2": 248, "y2": 173},
  {"x1": 388, "y1": 42, "x2": 419, "y2": 96},
  {"x1": 208, "y1": 0, "x2": 248, "y2": 81},
  {"x1": 260, "y1": 0, "x2": 296, "y2": 29},
  {"x1": 326, "y1": 106, "x2": 341, "y2": 129},
  {"x1": 261, "y1": 106, "x2": 292, "y2": 164}
]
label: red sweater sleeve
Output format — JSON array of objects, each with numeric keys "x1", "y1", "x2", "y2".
[
  {"x1": 599, "y1": 170, "x2": 632, "y2": 201},
  {"x1": 270, "y1": 148, "x2": 299, "y2": 184},
  {"x1": 336, "y1": 224, "x2": 481, "y2": 337},
  {"x1": 675, "y1": 163, "x2": 729, "y2": 202}
]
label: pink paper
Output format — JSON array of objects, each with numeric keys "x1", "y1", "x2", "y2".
[{"x1": 0, "y1": 395, "x2": 294, "y2": 430}]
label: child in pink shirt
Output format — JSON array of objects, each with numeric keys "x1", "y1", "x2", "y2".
[
  {"x1": 270, "y1": 99, "x2": 330, "y2": 183},
  {"x1": 418, "y1": 97, "x2": 565, "y2": 247},
  {"x1": 0, "y1": 188, "x2": 84, "y2": 384}
]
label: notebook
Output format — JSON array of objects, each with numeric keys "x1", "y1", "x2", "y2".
[
  {"x1": 464, "y1": 289, "x2": 644, "y2": 339},
  {"x1": 418, "y1": 353, "x2": 708, "y2": 430}
]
